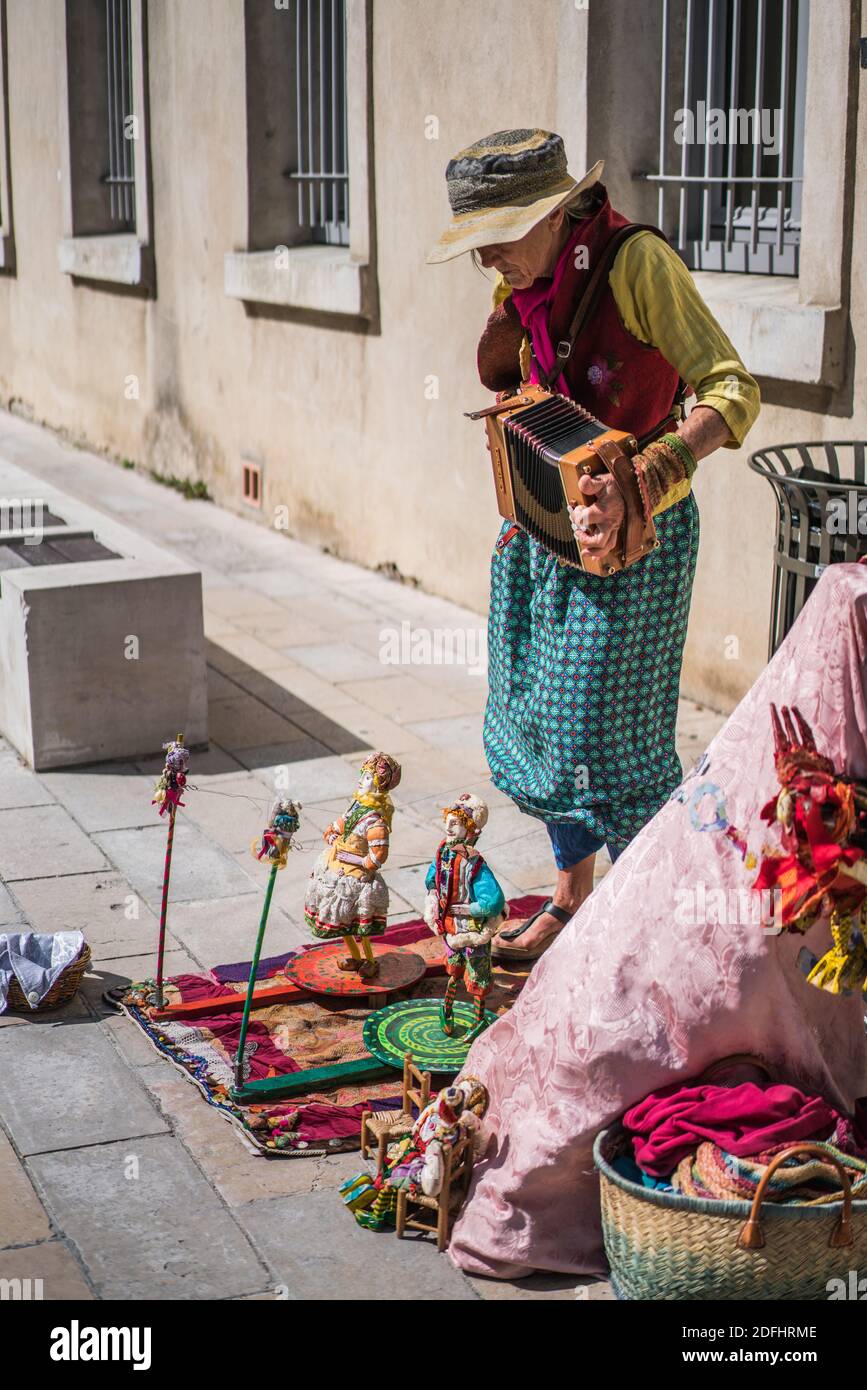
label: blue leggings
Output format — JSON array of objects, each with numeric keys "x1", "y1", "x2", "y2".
[{"x1": 546, "y1": 822, "x2": 625, "y2": 871}]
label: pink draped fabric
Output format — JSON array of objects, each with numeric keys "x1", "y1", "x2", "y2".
[{"x1": 450, "y1": 564, "x2": 867, "y2": 1278}]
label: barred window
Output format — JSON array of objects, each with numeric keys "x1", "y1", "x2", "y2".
[
  {"x1": 65, "y1": 0, "x2": 142, "y2": 237},
  {"x1": 289, "y1": 0, "x2": 349, "y2": 246},
  {"x1": 641, "y1": 0, "x2": 809, "y2": 275},
  {"x1": 104, "y1": 0, "x2": 135, "y2": 228}
]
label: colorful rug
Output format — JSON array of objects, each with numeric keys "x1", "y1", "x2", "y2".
[{"x1": 119, "y1": 897, "x2": 542, "y2": 1156}]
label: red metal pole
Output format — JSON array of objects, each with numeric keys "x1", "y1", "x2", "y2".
[{"x1": 151, "y1": 805, "x2": 177, "y2": 1008}]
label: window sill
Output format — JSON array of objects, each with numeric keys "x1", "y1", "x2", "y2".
[
  {"x1": 58, "y1": 234, "x2": 149, "y2": 288},
  {"x1": 224, "y1": 245, "x2": 371, "y2": 318},
  {"x1": 691, "y1": 271, "x2": 845, "y2": 388}
]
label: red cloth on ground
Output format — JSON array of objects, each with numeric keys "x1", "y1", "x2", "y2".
[{"x1": 623, "y1": 1082, "x2": 838, "y2": 1177}]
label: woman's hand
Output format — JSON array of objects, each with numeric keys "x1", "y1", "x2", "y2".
[{"x1": 568, "y1": 472, "x2": 624, "y2": 556}]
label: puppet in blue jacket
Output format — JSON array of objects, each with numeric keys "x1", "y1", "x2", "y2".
[{"x1": 423, "y1": 793, "x2": 507, "y2": 1043}]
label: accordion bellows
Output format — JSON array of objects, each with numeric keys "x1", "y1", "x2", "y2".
[{"x1": 468, "y1": 385, "x2": 657, "y2": 576}]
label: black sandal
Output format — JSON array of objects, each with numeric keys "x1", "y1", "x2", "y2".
[{"x1": 492, "y1": 899, "x2": 572, "y2": 961}]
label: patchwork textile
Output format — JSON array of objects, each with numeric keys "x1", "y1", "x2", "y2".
[{"x1": 120, "y1": 902, "x2": 540, "y2": 1156}]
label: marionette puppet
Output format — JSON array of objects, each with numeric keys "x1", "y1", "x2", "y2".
[
  {"x1": 148, "y1": 735, "x2": 191, "y2": 1008},
  {"x1": 423, "y1": 793, "x2": 507, "y2": 1043},
  {"x1": 340, "y1": 1075, "x2": 489, "y2": 1231},
  {"x1": 751, "y1": 704, "x2": 867, "y2": 996},
  {"x1": 304, "y1": 752, "x2": 401, "y2": 979},
  {"x1": 231, "y1": 797, "x2": 301, "y2": 1093}
]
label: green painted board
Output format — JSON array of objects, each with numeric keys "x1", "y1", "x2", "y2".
[{"x1": 230, "y1": 1055, "x2": 393, "y2": 1104}]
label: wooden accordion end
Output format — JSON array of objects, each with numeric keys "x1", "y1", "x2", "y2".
[{"x1": 467, "y1": 385, "x2": 658, "y2": 576}]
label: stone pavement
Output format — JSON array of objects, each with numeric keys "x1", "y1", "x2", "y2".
[{"x1": 0, "y1": 411, "x2": 726, "y2": 1301}]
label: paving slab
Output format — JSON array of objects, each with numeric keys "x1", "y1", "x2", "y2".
[
  {"x1": 248, "y1": 753, "x2": 367, "y2": 805},
  {"x1": 35, "y1": 763, "x2": 155, "y2": 833},
  {"x1": 244, "y1": 616, "x2": 330, "y2": 648},
  {"x1": 135, "y1": 1065, "x2": 327, "y2": 1206},
  {"x1": 182, "y1": 773, "x2": 274, "y2": 857},
  {"x1": 336, "y1": 674, "x2": 466, "y2": 724},
  {"x1": 405, "y1": 713, "x2": 489, "y2": 773},
  {"x1": 230, "y1": 569, "x2": 320, "y2": 601},
  {"x1": 0, "y1": 1239, "x2": 94, "y2": 1300},
  {"x1": 0, "y1": 747, "x2": 56, "y2": 810},
  {"x1": 165, "y1": 892, "x2": 307, "y2": 966},
  {"x1": 263, "y1": 662, "x2": 371, "y2": 713},
  {"x1": 0, "y1": 878, "x2": 23, "y2": 926},
  {"x1": 0, "y1": 1127, "x2": 52, "y2": 1247},
  {"x1": 208, "y1": 695, "x2": 309, "y2": 751},
  {"x1": 92, "y1": 819, "x2": 255, "y2": 910},
  {"x1": 320, "y1": 705, "x2": 428, "y2": 756},
  {"x1": 10, "y1": 870, "x2": 159, "y2": 962},
  {"x1": 0, "y1": 1019, "x2": 168, "y2": 1155},
  {"x1": 28, "y1": 1134, "x2": 267, "y2": 1300},
  {"x1": 233, "y1": 736, "x2": 334, "y2": 771},
  {"x1": 236, "y1": 1188, "x2": 477, "y2": 1300},
  {"x1": 0, "y1": 804, "x2": 108, "y2": 881},
  {"x1": 286, "y1": 641, "x2": 396, "y2": 684},
  {"x1": 209, "y1": 631, "x2": 293, "y2": 673}
]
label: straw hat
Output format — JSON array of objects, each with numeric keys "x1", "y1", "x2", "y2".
[{"x1": 427, "y1": 128, "x2": 603, "y2": 265}]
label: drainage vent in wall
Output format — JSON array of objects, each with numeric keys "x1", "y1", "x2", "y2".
[{"x1": 242, "y1": 460, "x2": 263, "y2": 508}]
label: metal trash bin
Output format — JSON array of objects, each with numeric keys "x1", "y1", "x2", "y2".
[{"x1": 748, "y1": 441, "x2": 867, "y2": 657}]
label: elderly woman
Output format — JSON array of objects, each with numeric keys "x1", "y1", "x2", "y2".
[{"x1": 428, "y1": 129, "x2": 760, "y2": 959}]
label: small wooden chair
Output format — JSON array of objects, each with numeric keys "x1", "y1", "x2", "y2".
[
  {"x1": 395, "y1": 1129, "x2": 476, "y2": 1252},
  {"x1": 360, "y1": 1052, "x2": 431, "y2": 1175}
]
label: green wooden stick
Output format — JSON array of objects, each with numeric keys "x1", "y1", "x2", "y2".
[{"x1": 232, "y1": 863, "x2": 278, "y2": 1093}]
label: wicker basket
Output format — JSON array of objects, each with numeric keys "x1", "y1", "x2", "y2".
[
  {"x1": 5, "y1": 943, "x2": 92, "y2": 1014},
  {"x1": 595, "y1": 1123, "x2": 867, "y2": 1301}
]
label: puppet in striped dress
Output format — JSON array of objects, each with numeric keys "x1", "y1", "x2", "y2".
[
  {"x1": 423, "y1": 793, "x2": 507, "y2": 1042},
  {"x1": 304, "y1": 752, "x2": 401, "y2": 979}
]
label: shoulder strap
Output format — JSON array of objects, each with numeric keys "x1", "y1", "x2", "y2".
[{"x1": 540, "y1": 223, "x2": 668, "y2": 391}]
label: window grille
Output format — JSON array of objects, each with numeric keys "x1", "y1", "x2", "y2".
[
  {"x1": 639, "y1": 0, "x2": 809, "y2": 275},
  {"x1": 288, "y1": 0, "x2": 349, "y2": 246},
  {"x1": 103, "y1": 0, "x2": 136, "y2": 228}
]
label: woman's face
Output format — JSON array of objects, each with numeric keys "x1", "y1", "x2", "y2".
[
  {"x1": 358, "y1": 769, "x2": 376, "y2": 794},
  {"x1": 476, "y1": 208, "x2": 568, "y2": 289}
]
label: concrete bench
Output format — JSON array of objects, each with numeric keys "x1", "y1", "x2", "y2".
[{"x1": 0, "y1": 459, "x2": 207, "y2": 769}]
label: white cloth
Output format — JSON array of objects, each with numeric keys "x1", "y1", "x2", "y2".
[{"x1": 0, "y1": 931, "x2": 84, "y2": 1012}]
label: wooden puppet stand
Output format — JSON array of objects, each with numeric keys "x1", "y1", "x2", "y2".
[
  {"x1": 150, "y1": 942, "x2": 438, "y2": 1023},
  {"x1": 362, "y1": 997, "x2": 497, "y2": 1075},
  {"x1": 284, "y1": 940, "x2": 426, "y2": 1004}
]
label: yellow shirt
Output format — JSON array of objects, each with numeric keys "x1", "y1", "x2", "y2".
[{"x1": 494, "y1": 232, "x2": 760, "y2": 449}]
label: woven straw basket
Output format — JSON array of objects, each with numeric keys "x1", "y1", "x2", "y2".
[
  {"x1": 594, "y1": 1123, "x2": 867, "y2": 1300},
  {"x1": 5, "y1": 943, "x2": 91, "y2": 1014}
]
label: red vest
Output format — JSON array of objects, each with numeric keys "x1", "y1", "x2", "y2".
[{"x1": 525, "y1": 197, "x2": 683, "y2": 441}]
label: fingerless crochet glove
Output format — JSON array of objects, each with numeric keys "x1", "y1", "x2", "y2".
[{"x1": 632, "y1": 432, "x2": 698, "y2": 520}]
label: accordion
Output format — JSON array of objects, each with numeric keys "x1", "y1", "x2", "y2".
[{"x1": 467, "y1": 384, "x2": 657, "y2": 576}]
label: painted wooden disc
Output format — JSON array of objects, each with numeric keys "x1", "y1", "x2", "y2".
[
  {"x1": 285, "y1": 941, "x2": 426, "y2": 996},
  {"x1": 362, "y1": 998, "x2": 497, "y2": 1073}
]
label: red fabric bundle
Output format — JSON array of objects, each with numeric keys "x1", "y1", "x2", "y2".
[{"x1": 623, "y1": 1082, "x2": 837, "y2": 1177}]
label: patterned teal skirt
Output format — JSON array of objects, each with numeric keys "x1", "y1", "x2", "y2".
[{"x1": 484, "y1": 494, "x2": 699, "y2": 849}]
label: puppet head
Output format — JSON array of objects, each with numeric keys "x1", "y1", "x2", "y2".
[{"x1": 442, "y1": 793, "x2": 489, "y2": 845}]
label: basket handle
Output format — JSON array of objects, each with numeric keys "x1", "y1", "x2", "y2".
[{"x1": 736, "y1": 1143, "x2": 854, "y2": 1251}]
